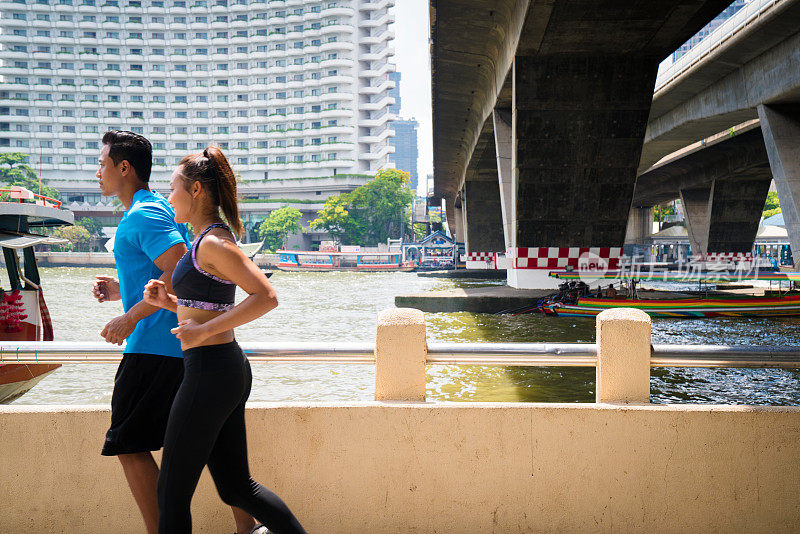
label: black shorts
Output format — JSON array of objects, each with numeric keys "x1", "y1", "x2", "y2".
[{"x1": 101, "y1": 353, "x2": 184, "y2": 456}]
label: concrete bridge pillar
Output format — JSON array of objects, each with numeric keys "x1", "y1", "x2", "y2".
[
  {"x1": 463, "y1": 181, "x2": 505, "y2": 255},
  {"x1": 759, "y1": 104, "x2": 800, "y2": 269},
  {"x1": 452, "y1": 199, "x2": 465, "y2": 244},
  {"x1": 624, "y1": 207, "x2": 654, "y2": 261},
  {"x1": 706, "y1": 178, "x2": 770, "y2": 253},
  {"x1": 507, "y1": 55, "x2": 658, "y2": 288},
  {"x1": 624, "y1": 206, "x2": 654, "y2": 244},
  {"x1": 678, "y1": 178, "x2": 770, "y2": 257},
  {"x1": 493, "y1": 108, "x2": 514, "y2": 251},
  {"x1": 679, "y1": 187, "x2": 712, "y2": 256}
]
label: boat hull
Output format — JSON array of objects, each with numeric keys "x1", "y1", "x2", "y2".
[
  {"x1": 543, "y1": 294, "x2": 800, "y2": 318},
  {"x1": 276, "y1": 264, "x2": 416, "y2": 273},
  {"x1": 0, "y1": 364, "x2": 59, "y2": 403},
  {"x1": 0, "y1": 290, "x2": 60, "y2": 403}
]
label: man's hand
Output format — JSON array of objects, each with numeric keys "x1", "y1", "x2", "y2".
[
  {"x1": 93, "y1": 276, "x2": 121, "y2": 303},
  {"x1": 100, "y1": 314, "x2": 135, "y2": 345}
]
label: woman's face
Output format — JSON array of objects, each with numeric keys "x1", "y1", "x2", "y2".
[{"x1": 168, "y1": 167, "x2": 196, "y2": 223}]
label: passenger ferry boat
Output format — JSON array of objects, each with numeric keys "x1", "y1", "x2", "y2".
[
  {"x1": 531, "y1": 269, "x2": 800, "y2": 318},
  {"x1": 0, "y1": 187, "x2": 73, "y2": 403},
  {"x1": 277, "y1": 250, "x2": 416, "y2": 272}
]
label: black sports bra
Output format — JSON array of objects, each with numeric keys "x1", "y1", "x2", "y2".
[{"x1": 172, "y1": 223, "x2": 236, "y2": 311}]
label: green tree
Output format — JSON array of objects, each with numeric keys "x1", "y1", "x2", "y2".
[
  {"x1": 53, "y1": 225, "x2": 91, "y2": 250},
  {"x1": 258, "y1": 206, "x2": 303, "y2": 251},
  {"x1": 0, "y1": 153, "x2": 61, "y2": 201},
  {"x1": 311, "y1": 193, "x2": 363, "y2": 244},
  {"x1": 310, "y1": 169, "x2": 414, "y2": 245},
  {"x1": 654, "y1": 203, "x2": 675, "y2": 223},
  {"x1": 77, "y1": 217, "x2": 103, "y2": 237},
  {"x1": 349, "y1": 168, "x2": 413, "y2": 243},
  {"x1": 763, "y1": 191, "x2": 781, "y2": 219}
]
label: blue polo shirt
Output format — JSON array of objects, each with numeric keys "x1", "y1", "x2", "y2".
[{"x1": 114, "y1": 189, "x2": 191, "y2": 357}]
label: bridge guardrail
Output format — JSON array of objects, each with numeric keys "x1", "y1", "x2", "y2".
[{"x1": 655, "y1": 0, "x2": 782, "y2": 93}]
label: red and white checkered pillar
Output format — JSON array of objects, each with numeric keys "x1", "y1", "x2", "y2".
[
  {"x1": 506, "y1": 247, "x2": 623, "y2": 289},
  {"x1": 691, "y1": 252, "x2": 756, "y2": 268},
  {"x1": 461, "y1": 252, "x2": 498, "y2": 270}
]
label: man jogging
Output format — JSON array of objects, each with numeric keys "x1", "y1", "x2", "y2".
[{"x1": 92, "y1": 131, "x2": 266, "y2": 534}]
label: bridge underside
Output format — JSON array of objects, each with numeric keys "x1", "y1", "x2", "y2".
[
  {"x1": 431, "y1": 0, "x2": 732, "y2": 286},
  {"x1": 633, "y1": 125, "x2": 775, "y2": 255}
]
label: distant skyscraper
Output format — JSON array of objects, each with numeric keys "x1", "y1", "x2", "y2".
[
  {"x1": 390, "y1": 118, "x2": 418, "y2": 192},
  {"x1": 672, "y1": 0, "x2": 748, "y2": 60},
  {"x1": 386, "y1": 71, "x2": 418, "y2": 192},
  {"x1": 387, "y1": 71, "x2": 401, "y2": 115}
]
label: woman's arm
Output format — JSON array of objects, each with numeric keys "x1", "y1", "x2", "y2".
[
  {"x1": 143, "y1": 279, "x2": 179, "y2": 313},
  {"x1": 170, "y1": 234, "x2": 277, "y2": 345}
]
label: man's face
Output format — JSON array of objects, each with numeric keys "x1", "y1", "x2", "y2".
[{"x1": 96, "y1": 144, "x2": 125, "y2": 197}]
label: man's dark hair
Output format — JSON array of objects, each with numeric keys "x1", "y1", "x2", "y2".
[{"x1": 102, "y1": 130, "x2": 152, "y2": 183}]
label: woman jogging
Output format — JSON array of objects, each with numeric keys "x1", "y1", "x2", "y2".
[{"x1": 143, "y1": 147, "x2": 306, "y2": 534}]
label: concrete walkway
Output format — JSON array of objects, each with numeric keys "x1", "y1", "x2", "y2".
[
  {"x1": 416, "y1": 269, "x2": 507, "y2": 279},
  {"x1": 395, "y1": 285, "x2": 551, "y2": 313}
]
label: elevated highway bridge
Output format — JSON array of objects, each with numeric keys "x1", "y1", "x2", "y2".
[
  {"x1": 430, "y1": 0, "x2": 800, "y2": 285},
  {"x1": 635, "y1": 0, "x2": 800, "y2": 262}
]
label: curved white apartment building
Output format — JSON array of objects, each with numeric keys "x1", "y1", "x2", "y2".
[{"x1": 0, "y1": 0, "x2": 396, "y2": 188}]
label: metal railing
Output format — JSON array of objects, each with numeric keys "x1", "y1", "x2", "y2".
[
  {"x1": 654, "y1": 0, "x2": 782, "y2": 93},
  {"x1": 2, "y1": 341, "x2": 800, "y2": 369}
]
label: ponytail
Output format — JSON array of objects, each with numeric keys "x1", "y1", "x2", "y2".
[{"x1": 178, "y1": 146, "x2": 244, "y2": 237}]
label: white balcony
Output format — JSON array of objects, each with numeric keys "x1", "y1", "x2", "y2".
[{"x1": 362, "y1": 12, "x2": 395, "y2": 28}]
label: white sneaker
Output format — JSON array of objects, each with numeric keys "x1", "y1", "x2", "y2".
[{"x1": 249, "y1": 526, "x2": 270, "y2": 534}]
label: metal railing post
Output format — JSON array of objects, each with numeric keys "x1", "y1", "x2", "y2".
[
  {"x1": 596, "y1": 308, "x2": 651, "y2": 403},
  {"x1": 374, "y1": 308, "x2": 427, "y2": 401}
]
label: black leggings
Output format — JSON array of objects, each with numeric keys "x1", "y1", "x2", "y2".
[{"x1": 157, "y1": 341, "x2": 306, "y2": 534}]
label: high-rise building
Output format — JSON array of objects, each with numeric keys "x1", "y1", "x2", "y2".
[
  {"x1": 672, "y1": 0, "x2": 748, "y2": 60},
  {"x1": 0, "y1": 0, "x2": 396, "y2": 185},
  {"x1": 386, "y1": 70, "x2": 418, "y2": 193},
  {"x1": 387, "y1": 70, "x2": 400, "y2": 114},
  {"x1": 389, "y1": 117, "x2": 418, "y2": 192}
]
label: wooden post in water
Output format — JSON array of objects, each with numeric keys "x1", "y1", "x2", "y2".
[
  {"x1": 596, "y1": 308, "x2": 651, "y2": 403},
  {"x1": 374, "y1": 308, "x2": 427, "y2": 401}
]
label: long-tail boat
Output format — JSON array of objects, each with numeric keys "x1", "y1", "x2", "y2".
[
  {"x1": 0, "y1": 187, "x2": 73, "y2": 403},
  {"x1": 277, "y1": 250, "x2": 416, "y2": 272},
  {"x1": 533, "y1": 269, "x2": 800, "y2": 318}
]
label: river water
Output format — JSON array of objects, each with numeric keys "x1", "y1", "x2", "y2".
[{"x1": 10, "y1": 268, "x2": 800, "y2": 405}]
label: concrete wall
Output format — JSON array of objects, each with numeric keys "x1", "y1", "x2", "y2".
[
  {"x1": 35, "y1": 252, "x2": 117, "y2": 267},
  {"x1": 3, "y1": 309, "x2": 800, "y2": 532},
  {"x1": 2, "y1": 403, "x2": 799, "y2": 533}
]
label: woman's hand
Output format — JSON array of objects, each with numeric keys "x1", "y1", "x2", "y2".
[
  {"x1": 170, "y1": 318, "x2": 210, "y2": 346},
  {"x1": 143, "y1": 279, "x2": 174, "y2": 310}
]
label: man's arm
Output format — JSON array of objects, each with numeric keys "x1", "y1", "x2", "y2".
[{"x1": 100, "y1": 242, "x2": 187, "y2": 345}]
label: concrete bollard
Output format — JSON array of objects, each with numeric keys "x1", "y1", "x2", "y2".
[
  {"x1": 374, "y1": 308, "x2": 427, "y2": 401},
  {"x1": 595, "y1": 308, "x2": 651, "y2": 403}
]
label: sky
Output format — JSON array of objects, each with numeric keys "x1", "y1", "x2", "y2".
[{"x1": 390, "y1": 0, "x2": 433, "y2": 193}]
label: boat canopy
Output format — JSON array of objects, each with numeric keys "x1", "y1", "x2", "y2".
[
  {"x1": 0, "y1": 202, "x2": 74, "y2": 230},
  {"x1": 0, "y1": 232, "x2": 67, "y2": 250}
]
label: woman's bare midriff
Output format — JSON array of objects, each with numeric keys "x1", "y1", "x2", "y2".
[{"x1": 177, "y1": 306, "x2": 235, "y2": 350}]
